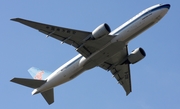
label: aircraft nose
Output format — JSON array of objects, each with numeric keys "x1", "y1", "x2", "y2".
[{"x1": 161, "y1": 4, "x2": 171, "y2": 9}]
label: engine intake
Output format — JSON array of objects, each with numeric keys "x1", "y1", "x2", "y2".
[
  {"x1": 91, "y1": 23, "x2": 111, "y2": 39},
  {"x1": 128, "y1": 47, "x2": 146, "y2": 64}
]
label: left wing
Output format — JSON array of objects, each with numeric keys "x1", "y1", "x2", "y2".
[
  {"x1": 99, "y1": 46, "x2": 132, "y2": 95},
  {"x1": 11, "y1": 18, "x2": 113, "y2": 57}
]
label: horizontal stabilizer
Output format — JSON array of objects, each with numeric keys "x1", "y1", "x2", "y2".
[
  {"x1": 41, "y1": 88, "x2": 54, "y2": 105},
  {"x1": 11, "y1": 78, "x2": 46, "y2": 88}
]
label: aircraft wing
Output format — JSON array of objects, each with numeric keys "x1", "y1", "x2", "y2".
[
  {"x1": 99, "y1": 46, "x2": 132, "y2": 95},
  {"x1": 11, "y1": 18, "x2": 113, "y2": 57}
]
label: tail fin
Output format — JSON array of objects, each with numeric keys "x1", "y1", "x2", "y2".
[{"x1": 28, "y1": 67, "x2": 52, "y2": 80}]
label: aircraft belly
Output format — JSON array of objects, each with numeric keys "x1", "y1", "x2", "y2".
[
  {"x1": 38, "y1": 59, "x2": 87, "y2": 93},
  {"x1": 85, "y1": 41, "x2": 126, "y2": 67},
  {"x1": 37, "y1": 73, "x2": 67, "y2": 92}
]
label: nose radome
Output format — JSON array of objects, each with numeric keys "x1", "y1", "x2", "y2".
[{"x1": 162, "y1": 4, "x2": 171, "y2": 9}]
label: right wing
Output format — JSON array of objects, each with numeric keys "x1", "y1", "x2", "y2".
[
  {"x1": 110, "y1": 64, "x2": 131, "y2": 95},
  {"x1": 99, "y1": 46, "x2": 132, "y2": 95},
  {"x1": 11, "y1": 18, "x2": 114, "y2": 57}
]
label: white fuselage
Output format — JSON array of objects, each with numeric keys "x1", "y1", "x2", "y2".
[{"x1": 32, "y1": 4, "x2": 170, "y2": 95}]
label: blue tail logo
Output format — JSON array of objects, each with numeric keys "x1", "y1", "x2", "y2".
[{"x1": 28, "y1": 67, "x2": 52, "y2": 80}]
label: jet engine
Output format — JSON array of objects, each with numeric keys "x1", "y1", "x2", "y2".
[
  {"x1": 91, "y1": 23, "x2": 111, "y2": 39},
  {"x1": 128, "y1": 47, "x2": 146, "y2": 64}
]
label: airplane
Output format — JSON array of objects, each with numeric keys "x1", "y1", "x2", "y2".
[{"x1": 11, "y1": 4, "x2": 170, "y2": 105}]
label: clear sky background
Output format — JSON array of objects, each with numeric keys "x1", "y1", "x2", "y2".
[{"x1": 1, "y1": 0, "x2": 179, "y2": 109}]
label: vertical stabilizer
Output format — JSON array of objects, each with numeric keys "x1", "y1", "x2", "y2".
[{"x1": 28, "y1": 67, "x2": 52, "y2": 80}]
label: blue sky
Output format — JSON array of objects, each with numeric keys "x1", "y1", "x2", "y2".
[{"x1": 1, "y1": 0, "x2": 179, "y2": 109}]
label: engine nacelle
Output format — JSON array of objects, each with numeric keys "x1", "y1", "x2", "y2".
[
  {"x1": 91, "y1": 23, "x2": 111, "y2": 39},
  {"x1": 128, "y1": 47, "x2": 146, "y2": 64}
]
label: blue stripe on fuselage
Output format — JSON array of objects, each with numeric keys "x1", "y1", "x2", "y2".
[{"x1": 113, "y1": 4, "x2": 170, "y2": 35}]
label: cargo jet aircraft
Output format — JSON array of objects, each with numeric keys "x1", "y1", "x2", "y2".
[{"x1": 11, "y1": 4, "x2": 170, "y2": 105}]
